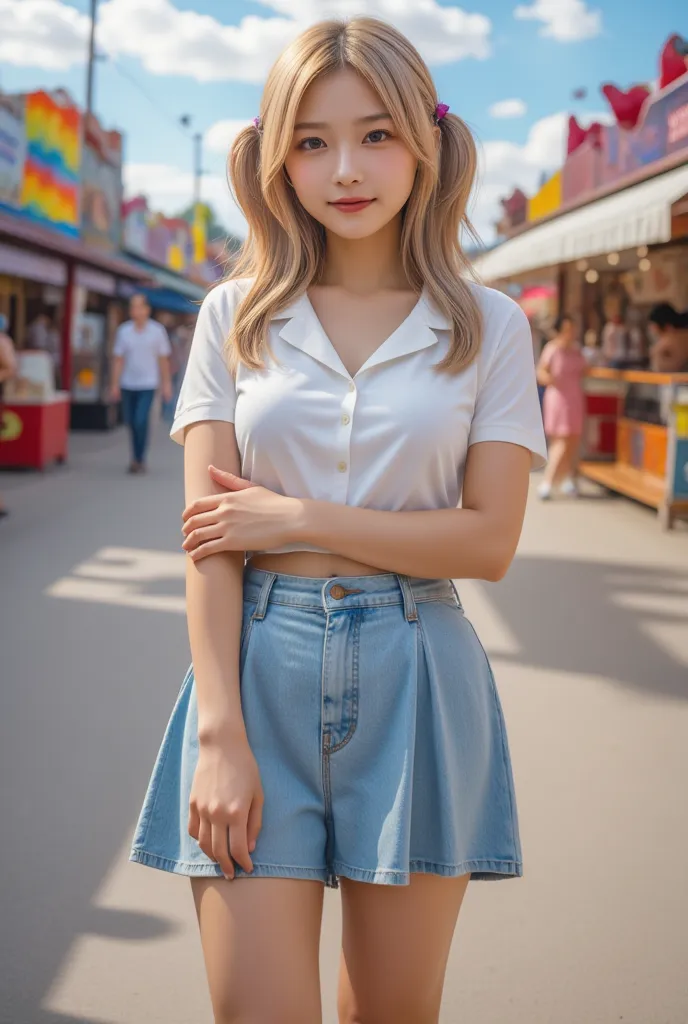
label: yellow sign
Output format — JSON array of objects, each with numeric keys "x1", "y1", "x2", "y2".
[
  {"x1": 528, "y1": 170, "x2": 562, "y2": 223},
  {"x1": 1, "y1": 409, "x2": 23, "y2": 442}
]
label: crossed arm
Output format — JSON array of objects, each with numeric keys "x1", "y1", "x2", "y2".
[{"x1": 182, "y1": 421, "x2": 531, "y2": 584}]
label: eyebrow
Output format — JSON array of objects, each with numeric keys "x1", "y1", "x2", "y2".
[{"x1": 293, "y1": 112, "x2": 392, "y2": 131}]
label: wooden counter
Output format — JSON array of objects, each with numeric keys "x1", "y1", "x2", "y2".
[{"x1": 579, "y1": 370, "x2": 688, "y2": 529}]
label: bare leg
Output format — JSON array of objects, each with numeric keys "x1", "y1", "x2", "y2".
[
  {"x1": 567, "y1": 435, "x2": 581, "y2": 479},
  {"x1": 337, "y1": 873, "x2": 470, "y2": 1024},
  {"x1": 544, "y1": 437, "x2": 568, "y2": 487},
  {"x1": 191, "y1": 877, "x2": 324, "y2": 1024}
]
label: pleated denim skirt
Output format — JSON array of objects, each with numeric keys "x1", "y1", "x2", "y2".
[{"x1": 130, "y1": 568, "x2": 522, "y2": 888}]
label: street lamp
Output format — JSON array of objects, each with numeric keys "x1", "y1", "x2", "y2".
[{"x1": 85, "y1": 0, "x2": 98, "y2": 119}]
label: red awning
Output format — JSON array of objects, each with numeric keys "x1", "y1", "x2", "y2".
[{"x1": 0, "y1": 209, "x2": 148, "y2": 281}]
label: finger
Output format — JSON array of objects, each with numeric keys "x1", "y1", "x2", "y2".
[
  {"x1": 197, "y1": 816, "x2": 214, "y2": 863},
  {"x1": 188, "y1": 803, "x2": 201, "y2": 841},
  {"x1": 182, "y1": 495, "x2": 222, "y2": 522},
  {"x1": 182, "y1": 510, "x2": 224, "y2": 536},
  {"x1": 211, "y1": 822, "x2": 235, "y2": 880},
  {"x1": 246, "y1": 797, "x2": 263, "y2": 854},
  {"x1": 190, "y1": 538, "x2": 235, "y2": 561},
  {"x1": 228, "y1": 812, "x2": 254, "y2": 873},
  {"x1": 182, "y1": 524, "x2": 223, "y2": 552},
  {"x1": 208, "y1": 465, "x2": 254, "y2": 490}
]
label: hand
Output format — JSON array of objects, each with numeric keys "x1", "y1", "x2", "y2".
[
  {"x1": 161, "y1": 383, "x2": 173, "y2": 405},
  {"x1": 188, "y1": 732, "x2": 264, "y2": 879},
  {"x1": 110, "y1": 384, "x2": 121, "y2": 403},
  {"x1": 182, "y1": 466, "x2": 303, "y2": 560}
]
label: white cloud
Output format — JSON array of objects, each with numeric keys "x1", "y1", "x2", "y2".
[
  {"x1": 0, "y1": 0, "x2": 89, "y2": 70},
  {"x1": 489, "y1": 98, "x2": 527, "y2": 119},
  {"x1": 123, "y1": 162, "x2": 247, "y2": 238},
  {"x1": 470, "y1": 110, "x2": 608, "y2": 241},
  {"x1": 204, "y1": 120, "x2": 253, "y2": 156},
  {"x1": 1, "y1": 0, "x2": 492, "y2": 80},
  {"x1": 514, "y1": 0, "x2": 601, "y2": 42}
]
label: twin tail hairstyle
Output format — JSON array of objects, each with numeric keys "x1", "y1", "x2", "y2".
[{"x1": 226, "y1": 17, "x2": 482, "y2": 376}]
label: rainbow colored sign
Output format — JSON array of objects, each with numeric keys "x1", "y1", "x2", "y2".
[{"x1": 20, "y1": 91, "x2": 81, "y2": 236}]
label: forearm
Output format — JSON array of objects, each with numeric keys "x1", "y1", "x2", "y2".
[
  {"x1": 159, "y1": 356, "x2": 172, "y2": 390},
  {"x1": 111, "y1": 356, "x2": 123, "y2": 389},
  {"x1": 186, "y1": 551, "x2": 247, "y2": 742},
  {"x1": 296, "y1": 502, "x2": 510, "y2": 581}
]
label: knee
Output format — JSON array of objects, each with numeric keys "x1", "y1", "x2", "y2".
[{"x1": 338, "y1": 995, "x2": 438, "y2": 1024}]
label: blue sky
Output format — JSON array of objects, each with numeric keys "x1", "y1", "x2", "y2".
[{"x1": 0, "y1": 0, "x2": 684, "y2": 239}]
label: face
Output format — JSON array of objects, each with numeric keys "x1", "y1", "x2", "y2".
[
  {"x1": 130, "y1": 295, "x2": 150, "y2": 322},
  {"x1": 284, "y1": 67, "x2": 419, "y2": 241}
]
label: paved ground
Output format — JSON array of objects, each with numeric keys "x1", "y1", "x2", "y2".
[{"x1": 1, "y1": 419, "x2": 687, "y2": 1024}]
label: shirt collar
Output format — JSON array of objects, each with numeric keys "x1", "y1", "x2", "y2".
[{"x1": 273, "y1": 288, "x2": 450, "y2": 379}]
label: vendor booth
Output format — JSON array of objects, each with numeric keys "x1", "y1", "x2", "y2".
[
  {"x1": 0, "y1": 350, "x2": 69, "y2": 470},
  {"x1": 580, "y1": 368, "x2": 688, "y2": 529}
]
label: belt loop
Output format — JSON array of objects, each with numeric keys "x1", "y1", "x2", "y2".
[
  {"x1": 252, "y1": 572, "x2": 277, "y2": 620},
  {"x1": 398, "y1": 575, "x2": 418, "y2": 622}
]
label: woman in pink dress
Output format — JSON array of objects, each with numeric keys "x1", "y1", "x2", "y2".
[{"x1": 536, "y1": 315, "x2": 587, "y2": 499}]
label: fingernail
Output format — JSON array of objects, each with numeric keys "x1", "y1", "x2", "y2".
[{"x1": 223, "y1": 873, "x2": 232, "y2": 881}]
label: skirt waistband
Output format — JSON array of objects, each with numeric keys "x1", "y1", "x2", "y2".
[{"x1": 243, "y1": 568, "x2": 460, "y2": 623}]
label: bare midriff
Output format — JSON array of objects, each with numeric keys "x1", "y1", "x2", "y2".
[{"x1": 248, "y1": 551, "x2": 385, "y2": 579}]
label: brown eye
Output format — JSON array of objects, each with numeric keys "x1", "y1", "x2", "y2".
[
  {"x1": 365, "y1": 129, "x2": 391, "y2": 144},
  {"x1": 298, "y1": 137, "x2": 326, "y2": 151}
]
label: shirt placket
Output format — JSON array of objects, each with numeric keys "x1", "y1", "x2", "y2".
[{"x1": 334, "y1": 378, "x2": 357, "y2": 501}]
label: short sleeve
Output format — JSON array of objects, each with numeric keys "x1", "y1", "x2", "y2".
[
  {"x1": 468, "y1": 305, "x2": 548, "y2": 471},
  {"x1": 112, "y1": 326, "x2": 127, "y2": 358},
  {"x1": 157, "y1": 324, "x2": 172, "y2": 357},
  {"x1": 170, "y1": 292, "x2": 236, "y2": 445}
]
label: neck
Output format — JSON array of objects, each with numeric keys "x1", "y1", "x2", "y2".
[
  {"x1": 320, "y1": 216, "x2": 408, "y2": 294},
  {"x1": 133, "y1": 318, "x2": 148, "y2": 329}
]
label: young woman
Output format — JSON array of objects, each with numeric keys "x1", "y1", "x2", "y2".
[
  {"x1": 130, "y1": 18, "x2": 547, "y2": 1023},
  {"x1": 536, "y1": 314, "x2": 587, "y2": 500}
]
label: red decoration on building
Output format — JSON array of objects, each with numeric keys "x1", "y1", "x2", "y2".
[
  {"x1": 659, "y1": 34, "x2": 688, "y2": 91},
  {"x1": 601, "y1": 84, "x2": 651, "y2": 130},
  {"x1": 567, "y1": 116, "x2": 603, "y2": 155}
]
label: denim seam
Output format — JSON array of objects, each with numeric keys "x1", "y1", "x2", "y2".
[
  {"x1": 329, "y1": 610, "x2": 361, "y2": 754},
  {"x1": 130, "y1": 850, "x2": 329, "y2": 876}
]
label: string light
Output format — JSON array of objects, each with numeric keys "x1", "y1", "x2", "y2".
[
  {"x1": 585, "y1": 269, "x2": 599, "y2": 283},
  {"x1": 576, "y1": 259, "x2": 588, "y2": 271},
  {"x1": 638, "y1": 258, "x2": 651, "y2": 272},
  {"x1": 607, "y1": 252, "x2": 620, "y2": 266},
  {"x1": 637, "y1": 245, "x2": 649, "y2": 258}
]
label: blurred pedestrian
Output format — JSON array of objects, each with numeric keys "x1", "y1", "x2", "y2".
[
  {"x1": 647, "y1": 304, "x2": 688, "y2": 373},
  {"x1": 110, "y1": 294, "x2": 173, "y2": 474},
  {"x1": 0, "y1": 314, "x2": 17, "y2": 519},
  {"x1": 536, "y1": 314, "x2": 587, "y2": 499}
]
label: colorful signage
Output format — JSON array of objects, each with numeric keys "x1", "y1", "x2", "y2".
[
  {"x1": 563, "y1": 77, "x2": 688, "y2": 204},
  {"x1": 528, "y1": 171, "x2": 562, "y2": 223},
  {"x1": 81, "y1": 115, "x2": 123, "y2": 250},
  {"x1": 20, "y1": 90, "x2": 81, "y2": 236},
  {"x1": 0, "y1": 94, "x2": 26, "y2": 209}
]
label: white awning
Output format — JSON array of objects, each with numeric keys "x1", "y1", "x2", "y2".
[{"x1": 473, "y1": 163, "x2": 688, "y2": 282}]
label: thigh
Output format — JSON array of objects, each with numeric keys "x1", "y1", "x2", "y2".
[
  {"x1": 192, "y1": 876, "x2": 324, "y2": 1024},
  {"x1": 337, "y1": 873, "x2": 470, "y2": 1024}
]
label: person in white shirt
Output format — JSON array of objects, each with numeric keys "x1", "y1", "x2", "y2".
[
  {"x1": 111, "y1": 294, "x2": 172, "y2": 474},
  {"x1": 129, "y1": 18, "x2": 547, "y2": 1022}
]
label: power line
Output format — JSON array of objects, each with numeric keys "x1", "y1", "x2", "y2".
[{"x1": 105, "y1": 54, "x2": 192, "y2": 140}]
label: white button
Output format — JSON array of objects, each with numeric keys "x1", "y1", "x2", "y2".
[
  {"x1": 337, "y1": 461, "x2": 347, "y2": 472},
  {"x1": 348, "y1": 382, "x2": 355, "y2": 392},
  {"x1": 341, "y1": 414, "x2": 350, "y2": 426}
]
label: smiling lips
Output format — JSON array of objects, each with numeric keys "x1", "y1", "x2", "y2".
[{"x1": 329, "y1": 197, "x2": 375, "y2": 213}]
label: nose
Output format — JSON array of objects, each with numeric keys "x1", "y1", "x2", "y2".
[{"x1": 332, "y1": 144, "x2": 363, "y2": 187}]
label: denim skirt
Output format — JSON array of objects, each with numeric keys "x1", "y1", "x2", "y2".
[{"x1": 130, "y1": 569, "x2": 522, "y2": 888}]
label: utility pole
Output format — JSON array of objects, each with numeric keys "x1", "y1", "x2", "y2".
[
  {"x1": 193, "y1": 132, "x2": 203, "y2": 205},
  {"x1": 85, "y1": 0, "x2": 98, "y2": 119}
]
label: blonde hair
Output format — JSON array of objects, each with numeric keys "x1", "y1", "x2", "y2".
[{"x1": 228, "y1": 17, "x2": 482, "y2": 374}]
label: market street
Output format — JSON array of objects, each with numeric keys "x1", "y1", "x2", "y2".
[{"x1": 1, "y1": 423, "x2": 687, "y2": 1024}]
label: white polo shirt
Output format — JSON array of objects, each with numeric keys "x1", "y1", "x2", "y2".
[
  {"x1": 113, "y1": 319, "x2": 171, "y2": 390},
  {"x1": 171, "y1": 278, "x2": 547, "y2": 554}
]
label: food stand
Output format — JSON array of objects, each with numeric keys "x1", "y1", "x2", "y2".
[
  {"x1": 0, "y1": 350, "x2": 69, "y2": 469},
  {"x1": 580, "y1": 368, "x2": 688, "y2": 528}
]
